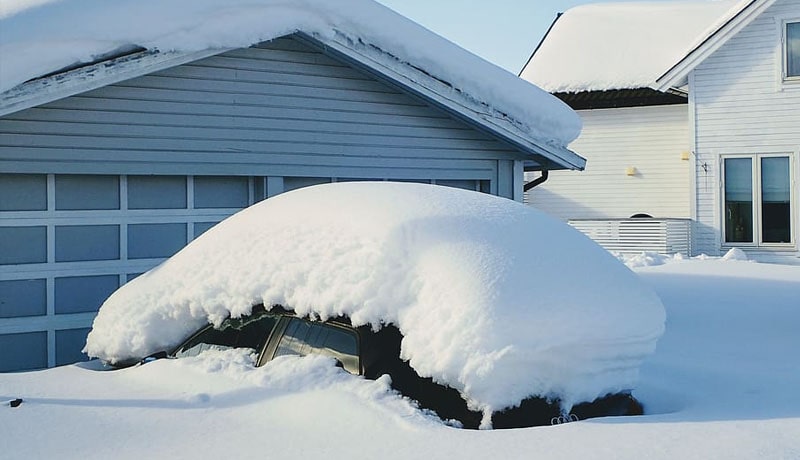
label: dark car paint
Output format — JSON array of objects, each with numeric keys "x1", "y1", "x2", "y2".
[{"x1": 162, "y1": 305, "x2": 643, "y2": 429}]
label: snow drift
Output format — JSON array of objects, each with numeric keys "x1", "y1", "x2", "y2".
[{"x1": 85, "y1": 182, "x2": 665, "y2": 416}]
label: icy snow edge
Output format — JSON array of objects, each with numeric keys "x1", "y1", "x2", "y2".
[
  {"x1": 0, "y1": 0, "x2": 580, "y2": 147},
  {"x1": 85, "y1": 182, "x2": 665, "y2": 416}
]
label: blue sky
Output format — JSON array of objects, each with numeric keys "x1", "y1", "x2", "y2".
[{"x1": 376, "y1": 0, "x2": 673, "y2": 73}]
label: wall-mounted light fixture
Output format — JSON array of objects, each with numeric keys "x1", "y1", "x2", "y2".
[
  {"x1": 680, "y1": 151, "x2": 691, "y2": 161},
  {"x1": 625, "y1": 166, "x2": 637, "y2": 176}
]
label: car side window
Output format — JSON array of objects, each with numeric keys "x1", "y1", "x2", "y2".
[
  {"x1": 173, "y1": 311, "x2": 279, "y2": 359},
  {"x1": 273, "y1": 318, "x2": 360, "y2": 374}
]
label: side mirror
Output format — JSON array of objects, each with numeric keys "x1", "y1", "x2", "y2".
[{"x1": 140, "y1": 350, "x2": 168, "y2": 365}]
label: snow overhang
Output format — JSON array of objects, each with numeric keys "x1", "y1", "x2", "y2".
[{"x1": 0, "y1": 0, "x2": 585, "y2": 171}]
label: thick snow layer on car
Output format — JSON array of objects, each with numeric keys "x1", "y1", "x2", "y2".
[
  {"x1": 85, "y1": 182, "x2": 665, "y2": 418},
  {"x1": 0, "y1": 0, "x2": 580, "y2": 147}
]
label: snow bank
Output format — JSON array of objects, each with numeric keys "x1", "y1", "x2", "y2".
[
  {"x1": 0, "y1": 0, "x2": 580, "y2": 147},
  {"x1": 619, "y1": 248, "x2": 751, "y2": 269},
  {"x1": 521, "y1": 0, "x2": 748, "y2": 92},
  {"x1": 85, "y1": 182, "x2": 665, "y2": 416}
]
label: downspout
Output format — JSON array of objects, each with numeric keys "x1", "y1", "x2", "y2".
[{"x1": 523, "y1": 169, "x2": 549, "y2": 192}]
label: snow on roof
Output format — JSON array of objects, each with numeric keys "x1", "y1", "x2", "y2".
[
  {"x1": 84, "y1": 182, "x2": 665, "y2": 419},
  {"x1": 0, "y1": 0, "x2": 581, "y2": 150},
  {"x1": 521, "y1": 0, "x2": 750, "y2": 93}
]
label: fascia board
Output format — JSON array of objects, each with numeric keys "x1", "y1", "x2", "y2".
[{"x1": 0, "y1": 48, "x2": 228, "y2": 117}]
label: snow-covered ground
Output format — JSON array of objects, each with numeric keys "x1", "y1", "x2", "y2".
[{"x1": 1, "y1": 254, "x2": 798, "y2": 459}]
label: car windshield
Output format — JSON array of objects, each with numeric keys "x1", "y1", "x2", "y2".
[{"x1": 173, "y1": 310, "x2": 279, "y2": 358}]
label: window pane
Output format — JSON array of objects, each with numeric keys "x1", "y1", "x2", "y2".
[
  {"x1": 761, "y1": 157, "x2": 792, "y2": 243},
  {"x1": 0, "y1": 226, "x2": 47, "y2": 264},
  {"x1": 193, "y1": 222, "x2": 218, "y2": 238},
  {"x1": 436, "y1": 179, "x2": 479, "y2": 191},
  {"x1": 0, "y1": 174, "x2": 47, "y2": 211},
  {"x1": 283, "y1": 177, "x2": 331, "y2": 192},
  {"x1": 174, "y1": 311, "x2": 278, "y2": 358},
  {"x1": 128, "y1": 223, "x2": 186, "y2": 259},
  {"x1": 55, "y1": 175, "x2": 119, "y2": 210},
  {"x1": 55, "y1": 328, "x2": 92, "y2": 366},
  {"x1": 128, "y1": 176, "x2": 187, "y2": 209},
  {"x1": 0, "y1": 332, "x2": 47, "y2": 372},
  {"x1": 724, "y1": 158, "x2": 753, "y2": 243},
  {"x1": 55, "y1": 225, "x2": 119, "y2": 262},
  {"x1": 273, "y1": 319, "x2": 359, "y2": 374},
  {"x1": 55, "y1": 275, "x2": 119, "y2": 314},
  {"x1": 194, "y1": 176, "x2": 249, "y2": 209},
  {"x1": 788, "y1": 22, "x2": 800, "y2": 77},
  {"x1": 0, "y1": 279, "x2": 47, "y2": 318}
]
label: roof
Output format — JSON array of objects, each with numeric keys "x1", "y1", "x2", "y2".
[
  {"x1": 520, "y1": 0, "x2": 757, "y2": 94},
  {"x1": 0, "y1": 0, "x2": 585, "y2": 170}
]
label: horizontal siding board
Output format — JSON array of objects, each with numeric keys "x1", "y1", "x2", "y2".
[
  {"x1": 222, "y1": 46, "x2": 344, "y2": 66},
  {"x1": 0, "y1": 158, "x2": 495, "y2": 179},
  {"x1": 120, "y1": 74, "x2": 409, "y2": 104},
  {"x1": 171, "y1": 56, "x2": 379, "y2": 84},
  {"x1": 78, "y1": 86, "x2": 432, "y2": 117},
  {"x1": 146, "y1": 66, "x2": 396, "y2": 95},
  {"x1": 0, "y1": 121, "x2": 504, "y2": 151},
  {"x1": 37, "y1": 98, "x2": 459, "y2": 129},
  {"x1": 5, "y1": 108, "x2": 485, "y2": 140},
  {"x1": 527, "y1": 104, "x2": 690, "y2": 220},
  {"x1": 0, "y1": 135, "x2": 512, "y2": 160},
  {"x1": 0, "y1": 146, "x2": 498, "y2": 169}
]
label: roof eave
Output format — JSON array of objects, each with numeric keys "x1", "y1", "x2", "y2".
[
  {"x1": 0, "y1": 32, "x2": 585, "y2": 171},
  {"x1": 299, "y1": 32, "x2": 585, "y2": 171},
  {"x1": 654, "y1": 0, "x2": 771, "y2": 92},
  {"x1": 0, "y1": 48, "x2": 228, "y2": 118}
]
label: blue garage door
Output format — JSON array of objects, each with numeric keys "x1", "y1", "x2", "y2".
[{"x1": 0, "y1": 174, "x2": 253, "y2": 371}]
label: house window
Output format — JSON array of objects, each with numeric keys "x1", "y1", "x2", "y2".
[
  {"x1": 723, "y1": 156, "x2": 793, "y2": 246},
  {"x1": 786, "y1": 22, "x2": 800, "y2": 78}
]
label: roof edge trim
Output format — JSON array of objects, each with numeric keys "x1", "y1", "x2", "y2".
[
  {"x1": 654, "y1": 0, "x2": 771, "y2": 91},
  {"x1": 0, "y1": 48, "x2": 228, "y2": 118},
  {"x1": 299, "y1": 33, "x2": 585, "y2": 170}
]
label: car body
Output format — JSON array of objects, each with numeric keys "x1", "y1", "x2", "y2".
[{"x1": 158, "y1": 304, "x2": 642, "y2": 429}]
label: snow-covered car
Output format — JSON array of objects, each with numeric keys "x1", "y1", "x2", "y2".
[
  {"x1": 85, "y1": 182, "x2": 666, "y2": 429},
  {"x1": 162, "y1": 305, "x2": 642, "y2": 428}
]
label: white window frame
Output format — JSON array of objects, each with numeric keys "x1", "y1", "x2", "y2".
[
  {"x1": 780, "y1": 18, "x2": 800, "y2": 84},
  {"x1": 720, "y1": 154, "x2": 796, "y2": 248}
]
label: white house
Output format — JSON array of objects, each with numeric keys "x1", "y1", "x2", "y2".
[
  {"x1": 0, "y1": 0, "x2": 584, "y2": 371},
  {"x1": 521, "y1": 0, "x2": 800, "y2": 264}
]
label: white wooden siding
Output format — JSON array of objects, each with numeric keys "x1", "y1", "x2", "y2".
[
  {"x1": 691, "y1": 0, "x2": 800, "y2": 258},
  {"x1": 526, "y1": 104, "x2": 690, "y2": 220}
]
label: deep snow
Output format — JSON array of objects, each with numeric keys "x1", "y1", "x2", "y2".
[
  {"x1": 84, "y1": 182, "x2": 665, "y2": 419},
  {"x1": 1, "y1": 255, "x2": 798, "y2": 459}
]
